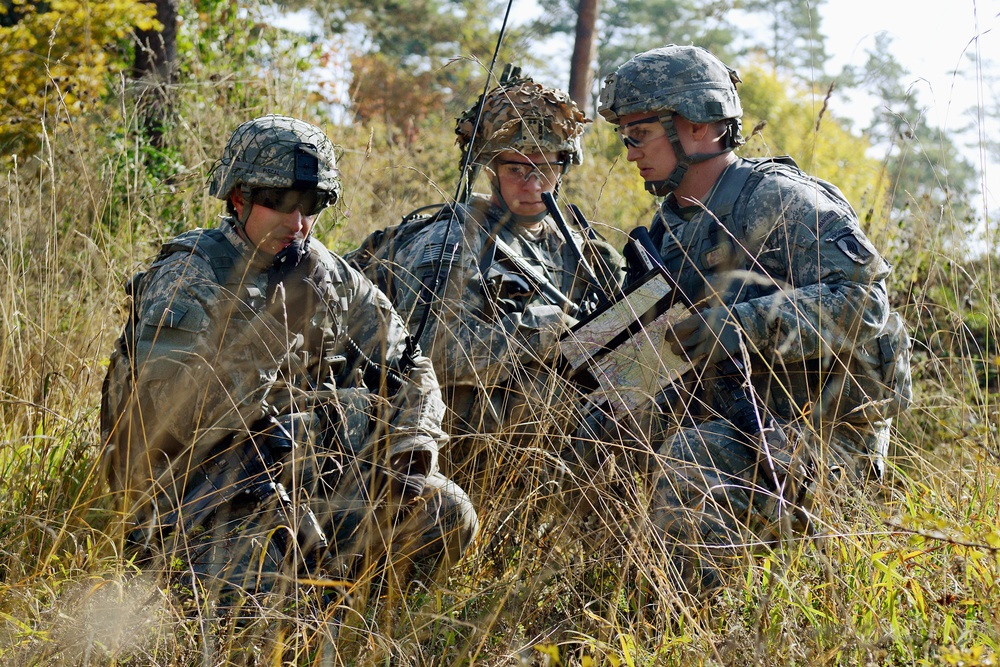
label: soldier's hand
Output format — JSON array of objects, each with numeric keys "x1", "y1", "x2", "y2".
[
  {"x1": 266, "y1": 240, "x2": 325, "y2": 334},
  {"x1": 386, "y1": 452, "x2": 429, "y2": 524},
  {"x1": 669, "y1": 307, "x2": 742, "y2": 365}
]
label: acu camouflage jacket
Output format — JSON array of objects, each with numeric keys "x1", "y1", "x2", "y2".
[
  {"x1": 102, "y1": 218, "x2": 447, "y2": 511},
  {"x1": 653, "y1": 156, "x2": 895, "y2": 459},
  {"x1": 363, "y1": 194, "x2": 625, "y2": 401}
]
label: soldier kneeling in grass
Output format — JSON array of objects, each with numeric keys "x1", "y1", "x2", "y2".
[
  {"x1": 566, "y1": 45, "x2": 914, "y2": 598},
  {"x1": 100, "y1": 115, "x2": 477, "y2": 612}
]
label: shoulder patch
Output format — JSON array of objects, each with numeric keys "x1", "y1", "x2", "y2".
[
  {"x1": 829, "y1": 229, "x2": 876, "y2": 265},
  {"x1": 420, "y1": 242, "x2": 461, "y2": 268}
]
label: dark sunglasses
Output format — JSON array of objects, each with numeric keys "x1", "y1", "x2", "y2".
[{"x1": 251, "y1": 188, "x2": 335, "y2": 215}]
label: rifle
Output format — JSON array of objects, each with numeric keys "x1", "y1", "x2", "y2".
[
  {"x1": 568, "y1": 204, "x2": 597, "y2": 240},
  {"x1": 142, "y1": 414, "x2": 329, "y2": 558},
  {"x1": 488, "y1": 233, "x2": 581, "y2": 317},
  {"x1": 541, "y1": 191, "x2": 607, "y2": 307},
  {"x1": 622, "y1": 225, "x2": 664, "y2": 285}
]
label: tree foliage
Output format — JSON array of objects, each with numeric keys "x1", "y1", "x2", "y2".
[
  {"x1": 840, "y1": 33, "x2": 978, "y2": 242},
  {"x1": 280, "y1": 0, "x2": 531, "y2": 128},
  {"x1": 738, "y1": 63, "x2": 887, "y2": 231},
  {"x1": 739, "y1": 0, "x2": 829, "y2": 85},
  {"x1": 0, "y1": 0, "x2": 159, "y2": 157},
  {"x1": 532, "y1": 0, "x2": 738, "y2": 103}
]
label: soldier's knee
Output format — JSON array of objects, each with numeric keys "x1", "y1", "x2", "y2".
[{"x1": 423, "y1": 473, "x2": 479, "y2": 563}]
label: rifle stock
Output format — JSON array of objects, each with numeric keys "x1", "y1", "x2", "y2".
[{"x1": 490, "y1": 234, "x2": 580, "y2": 317}]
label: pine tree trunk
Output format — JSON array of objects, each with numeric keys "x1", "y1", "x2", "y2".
[
  {"x1": 132, "y1": 0, "x2": 178, "y2": 148},
  {"x1": 568, "y1": 0, "x2": 600, "y2": 116}
]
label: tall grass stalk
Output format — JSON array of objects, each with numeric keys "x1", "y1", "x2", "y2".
[{"x1": 2, "y1": 57, "x2": 999, "y2": 667}]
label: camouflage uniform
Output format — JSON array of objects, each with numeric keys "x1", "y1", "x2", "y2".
[
  {"x1": 101, "y1": 116, "x2": 477, "y2": 602},
  {"x1": 380, "y1": 194, "x2": 623, "y2": 445},
  {"x1": 597, "y1": 46, "x2": 906, "y2": 594},
  {"x1": 351, "y1": 73, "x2": 624, "y2": 469}
]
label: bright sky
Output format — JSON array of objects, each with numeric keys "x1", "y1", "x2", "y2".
[
  {"x1": 821, "y1": 0, "x2": 1000, "y2": 153},
  {"x1": 819, "y1": 0, "x2": 999, "y2": 225}
]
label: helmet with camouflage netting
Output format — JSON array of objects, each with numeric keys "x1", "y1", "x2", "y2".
[
  {"x1": 209, "y1": 114, "x2": 342, "y2": 204},
  {"x1": 598, "y1": 44, "x2": 744, "y2": 149},
  {"x1": 455, "y1": 67, "x2": 590, "y2": 170}
]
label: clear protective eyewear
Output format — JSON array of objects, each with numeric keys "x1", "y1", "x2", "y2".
[
  {"x1": 617, "y1": 115, "x2": 668, "y2": 149},
  {"x1": 496, "y1": 159, "x2": 567, "y2": 186},
  {"x1": 251, "y1": 187, "x2": 335, "y2": 216}
]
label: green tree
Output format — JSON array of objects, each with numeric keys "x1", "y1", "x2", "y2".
[
  {"x1": 738, "y1": 63, "x2": 887, "y2": 230},
  {"x1": 0, "y1": 0, "x2": 159, "y2": 157},
  {"x1": 971, "y1": 54, "x2": 999, "y2": 167},
  {"x1": 279, "y1": 0, "x2": 528, "y2": 130},
  {"x1": 531, "y1": 0, "x2": 739, "y2": 110},
  {"x1": 740, "y1": 0, "x2": 829, "y2": 85},
  {"x1": 841, "y1": 33, "x2": 978, "y2": 235}
]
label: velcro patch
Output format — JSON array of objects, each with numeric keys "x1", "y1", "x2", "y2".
[
  {"x1": 421, "y1": 242, "x2": 461, "y2": 268},
  {"x1": 817, "y1": 210, "x2": 842, "y2": 234},
  {"x1": 160, "y1": 305, "x2": 189, "y2": 328},
  {"x1": 702, "y1": 242, "x2": 731, "y2": 269},
  {"x1": 829, "y1": 230, "x2": 875, "y2": 264}
]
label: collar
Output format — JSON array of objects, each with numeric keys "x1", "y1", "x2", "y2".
[
  {"x1": 220, "y1": 216, "x2": 273, "y2": 270},
  {"x1": 662, "y1": 161, "x2": 736, "y2": 222},
  {"x1": 484, "y1": 199, "x2": 557, "y2": 242}
]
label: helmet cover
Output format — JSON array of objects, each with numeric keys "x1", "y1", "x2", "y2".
[
  {"x1": 456, "y1": 73, "x2": 590, "y2": 168},
  {"x1": 209, "y1": 114, "x2": 342, "y2": 203},
  {"x1": 598, "y1": 44, "x2": 743, "y2": 131}
]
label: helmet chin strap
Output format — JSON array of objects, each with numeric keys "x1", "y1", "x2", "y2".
[
  {"x1": 237, "y1": 184, "x2": 254, "y2": 229},
  {"x1": 645, "y1": 114, "x2": 735, "y2": 197}
]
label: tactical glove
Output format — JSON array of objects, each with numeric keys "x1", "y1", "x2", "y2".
[
  {"x1": 266, "y1": 240, "x2": 325, "y2": 335},
  {"x1": 391, "y1": 473, "x2": 428, "y2": 506},
  {"x1": 669, "y1": 307, "x2": 742, "y2": 366},
  {"x1": 519, "y1": 303, "x2": 577, "y2": 365}
]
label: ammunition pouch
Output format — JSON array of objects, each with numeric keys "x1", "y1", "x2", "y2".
[{"x1": 837, "y1": 311, "x2": 913, "y2": 422}]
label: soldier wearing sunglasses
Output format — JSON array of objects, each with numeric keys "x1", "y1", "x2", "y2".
[
  {"x1": 101, "y1": 115, "x2": 477, "y2": 609},
  {"x1": 594, "y1": 45, "x2": 910, "y2": 597}
]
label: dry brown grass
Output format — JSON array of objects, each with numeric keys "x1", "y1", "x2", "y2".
[{"x1": 1, "y1": 51, "x2": 999, "y2": 667}]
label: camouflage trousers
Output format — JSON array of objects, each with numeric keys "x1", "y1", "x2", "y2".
[
  {"x1": 159, "y1": 465, "x2": 478, "y2": 608},
  {"x1": 651, "y1": 416, "x2": 890, "y2": 595},
  {"x1": 570, "y1": 404, "x2": 889, "y2": 597}
]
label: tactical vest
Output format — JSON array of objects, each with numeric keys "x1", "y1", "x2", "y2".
[
  {"x1": 652, "y1": 157, "x2": 787, "y2": 308},
  {"x1": 100, "y1": 229, "x2": 250, "y2": 490},
  {"x1": 350, "y1": 198, "x2": 610, "y2": 335},
  {"x1": 650, "y1": 157, "x2": 911, "y2": 423}
]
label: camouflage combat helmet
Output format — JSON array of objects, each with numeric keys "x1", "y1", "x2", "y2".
[
  {"x1": 456, "y1": 67, "x2": 590, "y2": 169},
  {"x1": 599, "y1": 45, "x2": 745, "y2": 196},
  {"x1": 209, "y1": 115, "x2": 342, "y2": 222},
  {"x1": 455, "y1": 67, "x2": 589, "y2": 223}
]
